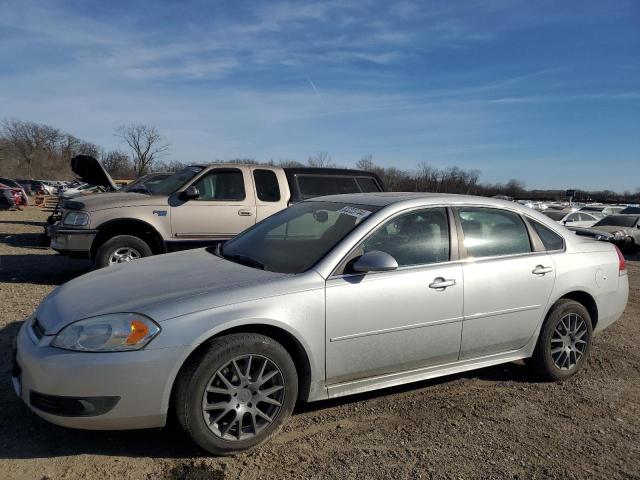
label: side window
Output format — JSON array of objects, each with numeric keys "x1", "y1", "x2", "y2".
[
  {"x1": 458, "y1": 207, "x2": 531, "y2": 258},
  {"x1": 566, "y1": 213, "x2": 579, "y2": 222},
  {"x1": 193, "y1": 169, "x2": 245, "y2": 201},
  {"x1": 297, "y1": 175, "x2": 359, "y2": 198},
  {"x1": 356, "y1": 177, "x2": 381, "y2": 193},
  {"x1": 253, "y1": 169, "x2": 280, "y2": 202},
  {"x1": 529, "y1": 219, "x2": 565, "y2": 251},
  {"x1": 361, "y1": 208, "x2": 450, "y2": 267}
]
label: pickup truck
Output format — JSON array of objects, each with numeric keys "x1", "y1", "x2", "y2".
[{"x1": 49, "y1": 155, "x2": 385, "y2": 268}]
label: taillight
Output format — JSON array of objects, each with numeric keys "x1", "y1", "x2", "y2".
[{"x1": 615, "y1": 245, "x2": 626, "y2": 275}]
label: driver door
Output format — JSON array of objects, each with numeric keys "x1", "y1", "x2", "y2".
[
  {"x1": 170, "y1": 167, "x2": 256, "y2": 241},
  {"x1": 325, "y1": 207, "x2": 463, "y2": 385}
]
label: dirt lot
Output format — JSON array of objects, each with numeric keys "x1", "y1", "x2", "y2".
[{"x1": 1, "y1": 207, "x2": 639, "y2": 480}]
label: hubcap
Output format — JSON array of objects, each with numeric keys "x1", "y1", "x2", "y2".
[
  {"x1": 550, "y1": 313, "x2": 588, "y2": 370},
  {"x1": 201, "y1": 354, "x2": 285, "y2": 441},
  {"x1": 108, "y1": 247, "x2": 141, "y2": 265}
]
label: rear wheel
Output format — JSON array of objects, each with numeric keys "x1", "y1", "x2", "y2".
[
  {"x1": 529, "y1": 299, "x2": 593, "y2": 381},
  {"x1": 621, "y1": 237, "x2": 636, "y2": 254},
  {"x1": 94, "y1": 235, "x2": 152, "y2": 268},
  {"x1": 174, "y1": 333, "x2": 298, "y2": 456}
]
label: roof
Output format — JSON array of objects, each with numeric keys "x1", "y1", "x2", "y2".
[{"x1": 307, "y1": 191, "x2": 518, "y2": 208}]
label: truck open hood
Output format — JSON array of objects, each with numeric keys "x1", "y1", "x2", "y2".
[{"x1": 70, "y1": 155, "x2": 118, "y2": 191}]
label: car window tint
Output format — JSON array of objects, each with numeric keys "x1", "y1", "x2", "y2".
[
  {"x1": 193, "y1": 169, "x2": 245, "y2": 201},
  {"x1": 356, "y1": 177, "x2": 380, "y2": 193},
  {"x1": 361, "y1": 208, "x2": 450, "y2": 267},
  {"x1": 297, "y1": 175, "x2": 359, "y2": 198},
  {"x1": 529, "y1": 218, "x2": 565, "y2": 251},
  {"x1": 458, "y1": 207, "x2": 531, "y2": 258},
  {"x1": 253, "y1": 169, "x2": 280, "y2": 202}
]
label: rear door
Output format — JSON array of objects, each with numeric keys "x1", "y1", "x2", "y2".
[
  {"x1": 170, "y1": 166, "x2": 256, "y2": 241},
  {"x1": 250, "y1": 167, "x2": 290, "y2": 222},
  {"x1": 456, "y1": 207, "x2": 556, "y2": 359}
]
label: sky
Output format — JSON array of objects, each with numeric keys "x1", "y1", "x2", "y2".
[{"x1": 0, "y1": 0, "x2": 639, "y2": 191}]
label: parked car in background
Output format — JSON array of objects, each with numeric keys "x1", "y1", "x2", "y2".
[
  {"x1": 13, "y1": 193, "x2": 629, "y2": 455},
  {"x1": 620, "y1": 206, "x2": 640, "y2": 215},
  {"x1": 0, "y1": 177, "x2": 29, "y2": 205},
  {"x1": 49, "y1": 155, "x2": 385, "y2": 267},
  {"x1": 0, "y1": 183, "x2": 16, "y2": 210},
  {"x1": 556, "y1": 211, "x2": 603, "y2": 228},
  {"x1": 572, "y1": 214, "x2": 640, "y2": 253},
  {"x1": 580, "y1": 205, "x2": 626, "y2": 216}
]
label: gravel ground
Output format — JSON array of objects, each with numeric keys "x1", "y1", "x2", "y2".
[{"x1": 1, "y1": 207, "x2": 639, "y2": 480}]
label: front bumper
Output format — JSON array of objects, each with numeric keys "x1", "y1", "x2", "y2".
[
  {"x1": 12, "y1": 319, "x2": 187, "y2": 430},
  {"x1": 49, "y1": 224, "x2": 98, "y2": 257}
]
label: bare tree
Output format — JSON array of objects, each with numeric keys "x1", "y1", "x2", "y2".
[
  {"x1": 2, "y1": 119, "x2": 61, "y2": 178},
  {"x1": 307, "y1": 151, "x2": 335, "y2": 168},
  {"x1": 101, "y1": 150, "x2": 134, "y2": 179},
  {"x1": 115, "y1": 124, "x2": 170, "y2": 177}
]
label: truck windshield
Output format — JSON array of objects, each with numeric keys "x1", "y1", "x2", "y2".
[
  {"x1": 219, "y1": 201, "x2": 380, "y2": 273},
  {"x1": 147, "y1": 167, "x2": 203, "y2": 195}
]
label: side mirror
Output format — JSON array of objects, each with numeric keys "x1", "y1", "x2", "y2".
[
  {"x1": 352, "y1": 250, "x2": 398, "y2": 273},
  {"x1": 180, "y1": 186, "x2": 200, "y2": 200},
  {"x1": 563, "y1": 220, "x2": 567, "y2": 225}
]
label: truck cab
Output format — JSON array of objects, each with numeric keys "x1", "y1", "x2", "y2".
[{"x1": 49, "y1": 157, "x2": 384, "y2": 268}]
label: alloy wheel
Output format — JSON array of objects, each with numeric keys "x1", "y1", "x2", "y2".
[
  {"x1": 201, "y1": 354, "x2": 285, "y2": 441},
  {"x1": 108, "y1": 247, "x2": 141, "y2": 265},
  {"x1": 550, "y1": 313, "x2": 588, "y2": 370}
]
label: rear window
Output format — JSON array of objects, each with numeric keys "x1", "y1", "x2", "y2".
[
  {"x1": 297, "y1": 175, "x2": 360, "y2": 198},
  {"x1": 529, "y1": 218, "x2": 564, "y2": 251},
  {"x1": 458, "y1": 207, "x2": 532, "y2": 258},
  {"x1": 594, "y1": 215, "x2": 639, "y2": 228},
  {"x1": 620, "y1": 207, "x2": 640, "y2": 215},
  {"x1": 253, "y1": 169, "x2": 280, "y2": 202},
  {"x1": 356, "y1": 177, "x2": 381, "y2": 193}
]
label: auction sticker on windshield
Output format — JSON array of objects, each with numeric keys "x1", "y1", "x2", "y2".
[{"x1": 337, "y1": 206, "x2": 373, "y2": 219}]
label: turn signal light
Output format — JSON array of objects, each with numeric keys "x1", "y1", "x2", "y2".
[{"x1": 126, "y1": 320, "x2": 150, "y2": 344}]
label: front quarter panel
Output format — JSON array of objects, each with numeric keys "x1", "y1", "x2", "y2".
[
  {"x1": 90, "y1": 203, "x2": 172, "y2": 239},
  {"x1": 147, "y1": 273, "x2": 327, "y2": 407}
]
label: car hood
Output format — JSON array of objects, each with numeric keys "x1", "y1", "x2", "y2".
[
  {"x1": 64, "y1": 191, "x2": 168, "y2": 211},
  {"x1": 36, "y1": 249, "x2": 291, "y2": 334},
  {"x1": 71, "y1": 155, "x2": 118, "y2": 191}
]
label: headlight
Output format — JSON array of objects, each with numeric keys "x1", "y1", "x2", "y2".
[
  {"x1": 63, "y1": 211, "x2": 90, "y2": 226},
  {"x1": 51, "y1": 313, "x2": 160, "y2": 352},
  {"x1": 613, "y1": 231, "x2": 627, "y2": 241}
]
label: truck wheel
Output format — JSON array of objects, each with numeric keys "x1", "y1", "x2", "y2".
[
  {"x1": 174, "y1": 333, "x2": 298, "y2": 456},
  {"x1": 529, "y1": 299, "x2": 593, "y2": 381},
  {"x1": 95, "y1": 235, "x2": 152, "y2": 268}
]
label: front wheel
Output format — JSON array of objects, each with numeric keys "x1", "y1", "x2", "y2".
[
  {"x1": 174, "y1": 333, "x2": 298, "y2": 456},
  {"x1": 529, "y1": 299, "x2": 593, "y2": 381},
  {"x1": 94, "y1": 235, "x2": 152, "y2": 268}
]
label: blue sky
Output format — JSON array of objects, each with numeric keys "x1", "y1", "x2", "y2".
[{"x1": 1, "y1": 0, "x2": 638, "y2": 191}]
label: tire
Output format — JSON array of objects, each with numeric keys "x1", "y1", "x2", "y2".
[
  {"x1": 529, "y1": 299, "x2": 593, "y2": 381},
  {"x1": 174, "y1": 333, "x2": 298, "y2": 456},
  {"x1": 621, "y1": 237, "x2": 636, "y2": 255},
  {"x1": 94, "y1": 235, "x2": 152, "y2": 268}
]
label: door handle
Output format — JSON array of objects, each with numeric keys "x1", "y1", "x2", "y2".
[
  {"x1": 532, "y1": 265, "x2": 554, "y2": 275},
  {"x1": 429, "y1": 277, "x2": 456, "y2": 290},
  {"x1": 238, "y1": 209, "x2": 253, "y2": 217}
]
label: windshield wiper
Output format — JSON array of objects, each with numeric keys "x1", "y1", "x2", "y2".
[{"x1": 220, "y1": 252, "x2": 266, "y2": 270}]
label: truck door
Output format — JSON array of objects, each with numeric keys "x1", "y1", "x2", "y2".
[{"x1": 170, "y1": 166, "x2": 256, "y2": 242}]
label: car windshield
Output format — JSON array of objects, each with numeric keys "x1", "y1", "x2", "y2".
[
  {"x1": 594, "y1": 215, "x2": 639, "y2": 228},
  {"x1": 219, "y1": 201, "x2": 381, "y2": 273},
  {"x1": 620, "y1": 206, "x2": 640, "y2": 214},
  {"x1": 146, "y1": 167, "x2": 203, "y2": 195},
  {"x1": 124, "y1": 174, "x2": 172, "y2": 192}
]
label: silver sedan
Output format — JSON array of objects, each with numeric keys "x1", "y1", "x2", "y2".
[{"x1": 13, "y1": 193, "x2": 629, "y2": 455}]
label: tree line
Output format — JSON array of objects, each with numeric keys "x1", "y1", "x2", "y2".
[{"x1": 1, "y1": 119, "x2": 638, "y2": 203}]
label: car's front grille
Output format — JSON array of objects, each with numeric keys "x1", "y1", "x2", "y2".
[{"x1": 31, "y1": 318, "x2": 46, "y2": 340}]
